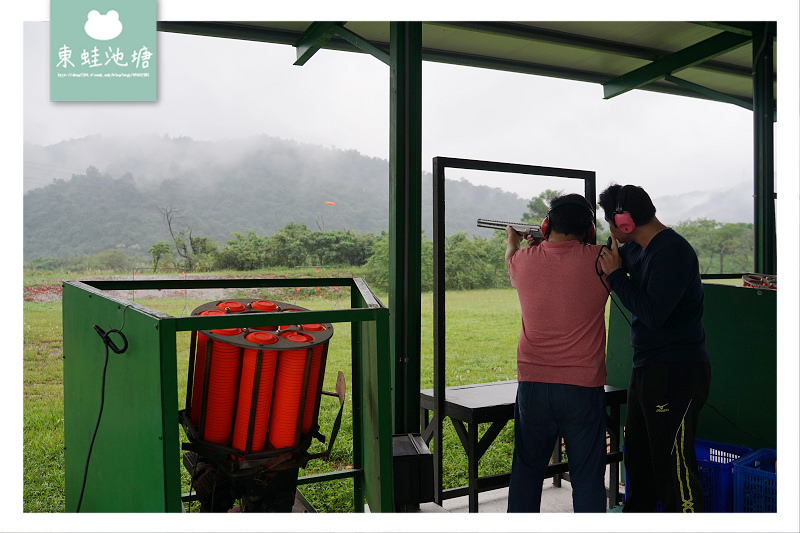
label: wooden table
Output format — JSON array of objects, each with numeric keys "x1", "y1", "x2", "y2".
[{"x1": 420, "y1": 381, "x2": 626, "y2": 512}]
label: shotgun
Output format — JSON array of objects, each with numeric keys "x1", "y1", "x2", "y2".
[{"x1": 476, "y1": 218, "x2": 544, "y2": 239}]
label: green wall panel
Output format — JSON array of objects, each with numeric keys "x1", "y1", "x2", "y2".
[
  {"x1": 352, "y1": 282, "x2": 394, "y2": 512},
  {"x1": 607, "y1": 282, "x2": 776, "y2": 450},
  {"x1": 62, "y1": 283, "x2": 181, "y2": 512}
]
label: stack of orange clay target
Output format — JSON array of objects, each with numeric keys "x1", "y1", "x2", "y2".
[{"x1": 184, "y1": 299, "x2": 333, "y2": 459}]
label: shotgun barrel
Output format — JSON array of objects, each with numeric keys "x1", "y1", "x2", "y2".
[{"x1": 476, "y1": 218, "x2": 543, "y2": 239}]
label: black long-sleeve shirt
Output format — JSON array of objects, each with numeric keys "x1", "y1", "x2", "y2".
[{"x1": 605, "y1": 228, "x2": 709, "y2": 368}]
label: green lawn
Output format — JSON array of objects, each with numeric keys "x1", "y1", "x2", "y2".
[
  {"x1": 23, "y1": 301, "x2": 67, "y2": 513},
  {"x1": 23, "y1": 283, "x2": 532, "y2": 513}
]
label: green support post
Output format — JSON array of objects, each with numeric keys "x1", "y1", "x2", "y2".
[
  {"x1": 752, "y1": 23, "x2": 776, "y2": 275},
  {"x1": 389, "y1": 21, "x2": 423, "y2": 435}
]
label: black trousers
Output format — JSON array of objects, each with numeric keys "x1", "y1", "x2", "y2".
[{"x1": 622, "y1": 361, "x2": 711, "y2": 513}]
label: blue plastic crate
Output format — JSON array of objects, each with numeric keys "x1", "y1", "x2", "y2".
[
  {"x1": 623, "y1": 439, "x2": 751, "y2": 512},
  {"x1": 733, "y1": 448, "x2": 777, "y2": 513},
  {"x1": 695, "y1": 439, "x2": 753, "y2": 512}
]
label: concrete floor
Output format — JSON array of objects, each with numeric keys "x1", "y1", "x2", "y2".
[
  {"x1": 363, "y1": 467, "x2": 625, "y2": 514},
  {"x1": 401, "y1": 467, "x2": 624, "y2": 513},
  {"x1": 417, "y1": 484, "x2": 572, "y2": 513}
]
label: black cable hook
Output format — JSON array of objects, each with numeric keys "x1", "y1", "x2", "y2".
[{"x1": 93, "y1": 324, "x2": 128, "y2": 354}]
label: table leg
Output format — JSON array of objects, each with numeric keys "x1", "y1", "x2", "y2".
[
  {"x1": 551, "y1": 437, "x2": 563, "y2": 487},
  {"x1": 467, "y1": 422, "x2": 479, "y2": 513}
]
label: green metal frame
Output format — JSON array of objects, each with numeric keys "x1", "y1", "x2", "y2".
[
  {"x1": 294, "y1": 22, "x2": 390, "y2": 66},
  {"x1": 62, "y1": 277, "x2": 394, "y2": 512},
  {"x1": 293, "y1": 22, "x2": 341, "y2": 66},
  {"x1": 388, "y1": 22, "x2": 423, "y2": 435},
  {"x1": 603, "y1": 31, "x2": 752, "y2": 99},
  {"x1": 752, "y1": 22, "x2": 776, "y2": 275},
  {"x1": 664, "y1": 74, "x2": 753, "y2": 111}
]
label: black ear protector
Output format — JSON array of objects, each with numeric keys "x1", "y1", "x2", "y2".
[
  {"x1": 541, "y1": 195, "x2": 596, "y2": 242},
  {"x1": 613, "y1": 185, "x2": 636, "y2": 234}
]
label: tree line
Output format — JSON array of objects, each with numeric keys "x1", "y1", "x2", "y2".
[{"x1": 24, "y1": 191, "x2": 755, "y2": 287}]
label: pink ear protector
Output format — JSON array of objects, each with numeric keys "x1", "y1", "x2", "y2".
[
  {"x1": 540, "y1": 195, "x2": 596, "y2": 242},
  {"x1": 613, "y1": 186, "x2": 636, "y2": 234}
]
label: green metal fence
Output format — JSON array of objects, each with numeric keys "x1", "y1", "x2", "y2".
[{"x1": 63, "y1": 277, "x2": 394, "y2": 512}]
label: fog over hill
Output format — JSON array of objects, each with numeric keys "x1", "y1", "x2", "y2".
[
  {"x1": 653, "y1": 182, "x2": 753, "y2": 225},
  {"x1": 22, "y1": 135, "x2": 753, "y2": 261},
  {"x1": 23, "y1": 135, "x2": 529, "y2": 260}
]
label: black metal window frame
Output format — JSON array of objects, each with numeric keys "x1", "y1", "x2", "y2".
[{"x1": 429, "y1": 156, "x2": 597, "y2": 505}]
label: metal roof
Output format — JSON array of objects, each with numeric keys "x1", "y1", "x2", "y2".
[{"x1": 157, "y1": 21, "x2": 776, "y2": 110}]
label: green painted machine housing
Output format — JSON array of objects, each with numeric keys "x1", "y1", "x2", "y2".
[
  {"x1": 62, "y1": 277, "x2": 394, "y2": 512},
  {"x1": 607, "y1": 281, "x2": 777, "y2": 450}
]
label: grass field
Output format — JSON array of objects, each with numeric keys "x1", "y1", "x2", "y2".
[{"x1": 22, "y1": 280, "x2": 526, "y2": 513}]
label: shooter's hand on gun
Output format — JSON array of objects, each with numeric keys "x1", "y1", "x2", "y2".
[
  {"x1": 597, "y1": 235, "x2": 622, "y2": 275},
  {"x1": 506, "y1": 224, "x2": 544, "y2": 248}
]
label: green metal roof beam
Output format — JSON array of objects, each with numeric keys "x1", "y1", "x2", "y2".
[
  {"x1": 295, "y1": 22, "x2": 390, "y2": 66},
  {"x1": 334, "y1": 24, "x2": 390, "y2": 65},
  {"x1": 294, "y1": 22, "x2": 340, "y2": 66},
  {"x1": 691, "y1": 21, "x2": 776, "y2": 37},
  {"x1": 664, "y1": 74, "x2": 753, "y2": 111},
  {"x1": 603, "y1": 31, "x2": 752, "y2": 99},
  {"x1": 434, "y1": 21, "x2": 753, "y2": 80}
]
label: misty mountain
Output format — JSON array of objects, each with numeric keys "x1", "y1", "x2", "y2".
[
  {"x1": 23, "y1": 135, "x2": 272, "y2": 193},
  {"x1": 23, "y1": 135, "x2": 529, "y2": 261},
  {"x1": 652, "y1": 183, "x2": 754, "y2": 225},
  {"x1": 23, "y1": 134, "x2": 753, "y2": 262}
]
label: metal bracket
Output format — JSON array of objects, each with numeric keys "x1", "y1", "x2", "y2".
[{"x1": 295, "y1": 22, "x2": 389, "y2": 66}]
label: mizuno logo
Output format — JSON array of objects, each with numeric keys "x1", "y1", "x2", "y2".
[{"x1": 656, "y1": 403, "x2": 670, "y2": 413}]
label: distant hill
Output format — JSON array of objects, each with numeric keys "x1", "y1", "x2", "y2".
[
  {"x1": 23, "y1": 135, "x2": 529, "y2": 261},
  {"x1": 23, "y1": 134, "x2": 753, "y2": 262},
  {"x1": 651, "y1": 183, "x2": 754, "y2": 225}
]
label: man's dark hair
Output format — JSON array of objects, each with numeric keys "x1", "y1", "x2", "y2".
[
  {"x1": 547, "y1": 194, "x2": 595, "y2": 239},
  {"x1": 598, "y1": 184, "x2": 656, "y2": 227}
]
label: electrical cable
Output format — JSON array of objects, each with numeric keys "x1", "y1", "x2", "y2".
[
  {"x1": 703, "y1": 401, "x2": 776, "y2": 448},
  {"x1": 595, "y1": 240, "x2": 632, "y2": 327},
  {"x1": 75, "y1": 307, "x2": 130, "y2": 512}
]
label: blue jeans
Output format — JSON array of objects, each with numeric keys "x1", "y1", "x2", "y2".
[{"x1": 507, "y1": 381, "x2": 607, "y2": 513}]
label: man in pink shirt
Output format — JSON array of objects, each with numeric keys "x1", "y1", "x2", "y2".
[{"x1": 505, "y1": 194, "x2": 610, "y2": 513}]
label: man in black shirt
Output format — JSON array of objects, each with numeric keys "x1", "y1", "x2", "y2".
[{"x1": 597, "y1": 184, "x2": 711, "y2": 513}]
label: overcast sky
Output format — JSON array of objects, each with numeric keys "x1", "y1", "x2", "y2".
[
  {"x1": 21, "y1": 16, "x2": 778, "y2": 204},
  {"x1": 10, "y1": 2, "x2": 800, "y2": 202}
]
